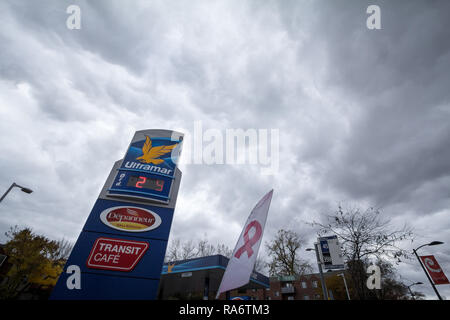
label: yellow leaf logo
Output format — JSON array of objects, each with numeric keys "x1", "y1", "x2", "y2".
[{"x1": 136, "y1": 136, "x2": 178, "y2": 165}]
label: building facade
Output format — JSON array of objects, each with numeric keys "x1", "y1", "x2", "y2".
[
  {"x1": 158, "y1": 255, "x2": 270, "y2": 300},
  {"x1": 267, "y1": 274, "x2": 322, "y2": 300},
  {"x1": 158, "y1": 254, "x2": 349, "y2": 300}
]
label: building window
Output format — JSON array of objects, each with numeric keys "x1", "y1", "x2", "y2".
[
  {"x1": 315, "y1": 294, "x2": 321, "y2": 300},
  {"x1": 304, "y1": 295, "x2": 310, "y2": 300},
  {"x1": 312, "y1": 281, "x2": 318, "y2": 288},
  {"x1": 301, "y1": 281, "x2": 307, "y2": 289},
  {"x1": 275, "y1": 291, "x2": 279, "y2": 297},
  {"x1": 287, "y1": 296, "x2": 294, "y2": 300}
]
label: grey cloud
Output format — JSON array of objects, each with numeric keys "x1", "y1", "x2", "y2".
[{"x1": 1, "y1": 0, "x2": 449, "y2": 299}]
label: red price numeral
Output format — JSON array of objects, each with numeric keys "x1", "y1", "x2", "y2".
[
  {"x1": 136, "y1": 176, "x2": 146, "y2": 188},
  {"x1": 156, "y1": 180, "x2": 164, "y2": 191}
]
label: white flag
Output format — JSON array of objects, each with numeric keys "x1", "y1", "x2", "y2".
[{"x1": 216, "y1": 189, "x2": 273, "y2": 299}]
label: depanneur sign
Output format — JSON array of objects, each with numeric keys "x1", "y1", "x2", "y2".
[
  {"x1": 100, "y1": 206, "x2": 162, "y2": 232},
  {"x1": 86, "y1": 237, "x2": 148, "y2": 272}
]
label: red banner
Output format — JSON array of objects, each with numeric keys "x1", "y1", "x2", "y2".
[
  {"x1": 86, "y1": 237, "x2": 148, "y2": 272},
  {"x1": 420, "y1": 255, "x2": 449, "y2": 285}
]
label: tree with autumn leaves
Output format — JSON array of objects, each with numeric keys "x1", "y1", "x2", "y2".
[{"x1": 0, "y1": 226, "x2": 72, "y2": 299}]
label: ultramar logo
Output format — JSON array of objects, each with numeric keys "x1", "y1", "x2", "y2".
[
  {"x1": 136, "y1": 136, "x2": 178, "y2": 164},
  {"x1": 121, "y1": 135, "x2": 178, "y2": 175}
]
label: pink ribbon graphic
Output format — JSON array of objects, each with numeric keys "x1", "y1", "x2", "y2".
[{"x1": 234, "y1": 220, "x2": 262, "y2": 259}]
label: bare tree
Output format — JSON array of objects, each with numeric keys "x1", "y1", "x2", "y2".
[
  {"x1": 253, "y1": 256, "x2": 267, "y2": 274},
  {"x1": 315, "y1": 206, "x2": 413, "y2": 261},
  {"x1": 215, "y1": 243, "x2": 233, "y2": 258},
  {"x1": 265, "y1": 229, "x2": 312, "y2": 276},
  {"x1": 196, "y1": 239, "x2": 216, "y2": 257},
  {"x1": 166, "y1": 239, "x2": 182, "y2": 262},
  {"x1": 372, "y1": 259, "x2": 423, "y2": 300},
  {"x1": 166, "y1": 238, "x2": 233, "y2": 262},
  {"x1": 165, "y1": 237, "x2": 267, "y2": 274},
  {"x1": 180, "y1": 239, "x2": 197, "y2": 260},
  {"x1": 309, "y1": 205, "x2": 414, "y2": 299},
  {"x1": 54, "y1": 238, "x2": 74, "y2": 261}
]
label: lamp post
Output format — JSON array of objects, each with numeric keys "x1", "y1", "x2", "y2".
[
  {"x1": 306, "y1": 243, "x2": 328, "y2": 300},
  {"x1": 338, "y1": 272, "x2": 351, "y2": 300},
  {"x1": 407, "y1": 282, "x2": 423, "y2": 300},
  {"x1": 0, "y1": 183, "x2": 33, "y2": 203},
  {"x1": 412, "y1": 241, "x2": 444, "y2": 300}
]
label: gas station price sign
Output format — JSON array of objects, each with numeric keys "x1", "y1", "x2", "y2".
[
  {"x1": 50, "y1": 129, "x2": 184, "y2": 300},
  {"x1": 107, "y1": 135, "x2": 182, "y2": 203},
  {"x1": 110, "y1": 170, "x2": 173, "y2": 202},
  {"x1": 127, "y1": 175, "x2": 164, "y2": 191}
]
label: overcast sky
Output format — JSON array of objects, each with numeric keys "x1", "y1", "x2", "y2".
[{"x1": 1, "y1": 0, "x2": 449, "y2": 299}]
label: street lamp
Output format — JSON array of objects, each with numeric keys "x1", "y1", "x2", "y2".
[
  {"x1": 0, "y1": 182, "x2": 33, "y2": 203},
  {"x1": 306, "y1": 244, "x2": 329, "y2": 300},
  {"x1": 407, "y1": 282, "x2": 423, "y2": 300},
  {"x1": 412, "y1": 241, "x2": 444, "y2": 300},
  {"x1": 337, "y1": 272, "x2": 351, "y2": 300}
]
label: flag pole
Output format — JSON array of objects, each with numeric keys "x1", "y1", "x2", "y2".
[{"x1": 413, "y1": 248, "x2": 443, "y2": 300}]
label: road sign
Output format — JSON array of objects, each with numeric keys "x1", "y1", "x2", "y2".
[
  {"x1": 51, "y1": 129, "x2": 183, "y2": 300},
  {"x1": 420, "y1": 255, "x2": 449, "y2": 285},
  {"x1": 318, "y1": 236, "x2": 345, "y2": 270}
]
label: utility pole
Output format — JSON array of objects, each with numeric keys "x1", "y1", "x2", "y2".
[
  {"x1": 307, "y1": 243, "x2": 329, "y2": 300},
  {"x1": 338, "y1": 272, "x2": 351, "y2": 300},
  {"x1": 413, "y1": 245, "x2": 443, "y2": 300},
  {"x1": 0, "y1": 182, "x2": 33, "y2": 203}
]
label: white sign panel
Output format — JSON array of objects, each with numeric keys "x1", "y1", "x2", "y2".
[{"x1": 318, "y1": 236, "x2": 344, "y2": 270}]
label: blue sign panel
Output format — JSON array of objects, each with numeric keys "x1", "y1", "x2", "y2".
[
  {"x1": 51, "y1": 130, "x2": 183, "y2": 300},
  {"x1": 109, "y1": 136, "x2": 182, "y2": 203},
  {"x1": 51, "y1": 272, "x2": 161, "y2": 300},
  {"x1": 320, "y1": 240, "x2": 329, "y2": 254},
  {"x1": 64, "y1": 230, "x2": 168, "y2": 278},
  {"x1": 83, "y1": 199, "x2": 175, "y2": 241}
]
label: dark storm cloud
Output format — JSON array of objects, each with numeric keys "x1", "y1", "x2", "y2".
[
  {"x1": 1, "y1": 0, "x2": 449, "y2": 299},
  {"x1": 297, "y1": 1, "x2": 450, "y2": 217}
]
